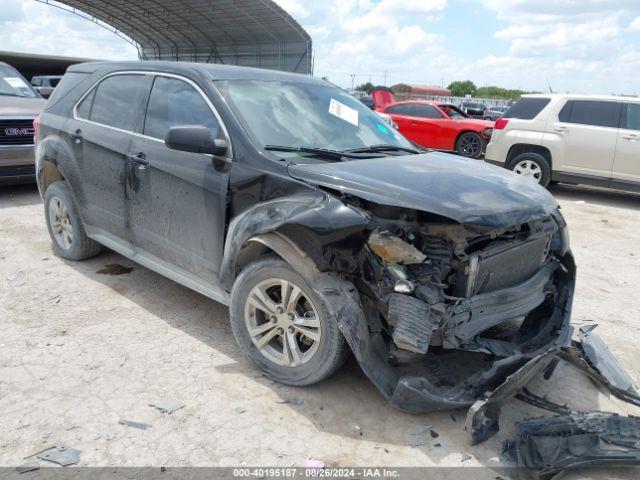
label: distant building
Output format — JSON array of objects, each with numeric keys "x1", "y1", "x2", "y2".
[{"x1": 391, "y1": 83, "x2": 452, "y2": 97}]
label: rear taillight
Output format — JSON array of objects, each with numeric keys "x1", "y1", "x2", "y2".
[
  {"x1": 494, "y1": 118, "x2": 509, "y2": 130},
  {"x1": 33, "y1": 117, "x2": 41, "y2": 138}
]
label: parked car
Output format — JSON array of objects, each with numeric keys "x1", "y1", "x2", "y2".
[
  {"x1": 460, "y1": 101, "x2": 489, "y2": 118},
  {"x1": 360, "y1": 95, "x2": 374, "y2": 109},
  {"x1": 0, "y1": 62, "x2": 46, "y2": 185},
  {"x1": 36, "y1": 61, "x2": 604, "y2": 429},
  {"x1": 485, "y1": 94, "x2": 640, "y2": 190},
  {"x1": 484, "y1": 105, "x2": 508, "y2": 121},
  {"x1": 378, "y1": 100, "x2": 494, "y2": 158},
  {"x1": 31, "y1": 75, "x2": 63, "y2": 99}
]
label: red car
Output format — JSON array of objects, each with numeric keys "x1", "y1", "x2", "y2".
[{"x1": 377, "y1": 100, "x2": 494, "y2": 159}]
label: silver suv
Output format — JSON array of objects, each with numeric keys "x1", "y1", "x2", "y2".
[
  {"x1": 0, "y1": 62, "x2": 46, "y2": 185},
  {"x1": 485, "y1": 94, "x2": 640, "y2": 191}
]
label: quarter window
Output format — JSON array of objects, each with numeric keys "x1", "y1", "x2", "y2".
[
  {"x1": 76, "y1": 88, "x2": 95, "y2": 119},
  {"x1": 89, "y1": 74, "x2": 147, "y2": 131},
  {"x1": 413, "y1": 104, "x2": 445, "y2": 119},
  {"x1": 558, "y1": 100, "x2": 621, "y2": 128},
  {"x1": 503, "y1": 98, "x2": 550, "y2": 120},
  {"x1": 144, "y1": 76, "x2": 219, "y2": 140},
  {"x1": 624, "y1": 103, "x2": 640, "y2": 131}
]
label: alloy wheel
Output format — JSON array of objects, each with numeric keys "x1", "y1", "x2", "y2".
[
  {"x1": 513, "y1": 160, "x2": 543, "y2": 183},
  {"x1": 244, "y1": 278, "x2": 322, "y2": 367},
  {"x1": 48, "y1": 196, "x2": 74, "y2": 250},
  {"x1": 458, "y1": 133, "x2": 482, "y2": 157}
]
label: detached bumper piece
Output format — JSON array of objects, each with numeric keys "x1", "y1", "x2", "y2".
[{"x1": 502, "y1": 412, "x2": 640, "y2": 480}]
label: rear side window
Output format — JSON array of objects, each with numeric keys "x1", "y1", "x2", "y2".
[
  {"x1": 143, "y1": 76, "x2": 219, "y2": 140},
  {"x1": 50, "y1": 78, "x2": 61, "y2": 87},
  {"x1": 503, "y1": 98, "x2": 550, "y2": 120},
  {"x1": 413, "y1": 104, "x2": 444, "y2": 119},
  {"x1": 89, "y1": 74, "x2": 147, "y2": 131},
  {"x1": 558, "y1": 100, "x2": 621, "y2": 128},
  {"x1": 386, "y1": 104, "x2": 414, "y2": 115},
  {"x1": 623, "y1": 103, "x2": 640, "y2": 131}
]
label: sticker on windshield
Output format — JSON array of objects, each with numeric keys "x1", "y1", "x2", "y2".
[
  {"x1": 376, "y1": 123, "x2": 391, "y2": 135},
  {"x1": 4, "y1": 77, "x2": 28, "y2": 88},
  {"x1": 329, "y1": 98, "x2": 359, "y2": 127}
]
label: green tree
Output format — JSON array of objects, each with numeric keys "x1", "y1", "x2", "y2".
[
  {"x1": 355, "y1": 81, "x2": 375, "y2": 93},
  {"x1": 447, "y1": 80, "x2": 477, "y2": 97},
  {"x1": 475, "y1": 86, "x2": 525, "y2": 100}
]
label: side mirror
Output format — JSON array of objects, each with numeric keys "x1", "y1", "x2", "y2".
[{"x1": 165, "y1": 126, "x2": 228, "y2": 156}]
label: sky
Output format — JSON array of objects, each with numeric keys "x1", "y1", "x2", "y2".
[{"x1": 1, "y1": 0, "x2": 639, "y2": 94}]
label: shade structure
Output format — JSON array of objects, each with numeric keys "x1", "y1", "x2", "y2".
[{"x1": 36, "y1": 0, "x2": 313, "y2": 74}]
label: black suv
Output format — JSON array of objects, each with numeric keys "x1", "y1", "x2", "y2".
[{"x1": 36, "y1": 61, "x2": 580, "y2": 431}]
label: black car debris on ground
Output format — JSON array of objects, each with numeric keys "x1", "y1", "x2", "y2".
[{"x1": 35, "y1": 61, "x2": 640, "y2": 478}]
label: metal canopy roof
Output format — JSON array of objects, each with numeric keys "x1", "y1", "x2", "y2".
[{"x1": 36, "y1": 0, "x2": 313, "y2": 74}]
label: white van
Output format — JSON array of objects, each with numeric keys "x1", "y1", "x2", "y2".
[{"x1": 485, "y1": 94, "x2": 640, "y2": 191}]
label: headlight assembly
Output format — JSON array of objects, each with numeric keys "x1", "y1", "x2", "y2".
[{"x1": 368, "y1": 231, "x2": 426, "y2": 265}]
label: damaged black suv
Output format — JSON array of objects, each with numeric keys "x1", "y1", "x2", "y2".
[{"x1": 35, "y1": 63, "x2": 640, "y2": 450}]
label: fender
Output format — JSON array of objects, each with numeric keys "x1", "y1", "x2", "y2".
[{"x1": 219, "y1": 191, "x2": 370, "y2": 291}]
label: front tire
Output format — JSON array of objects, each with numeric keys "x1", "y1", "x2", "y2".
[
  {"x1": 455, "y1": 131, "x2": 484, "y2": 159},
  {"x1": 229, "y1": 256, "x2": 349, "y2": 386},
  {"x1": 44, "y1": 181, "x2": 102, "y2": 260},
  {"x1": 507, "y1": 152, "x2": 551, "y2": 187}
]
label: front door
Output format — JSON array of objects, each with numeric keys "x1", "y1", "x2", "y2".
[
  {"x1": 127, "y1": 74, "x2": 231, "y2": 286},
  {"x1": 69, "y1": 73, "x2": 148, "y2": 240},
  {"x1": 612, "y1": 102, "x2": 640, "y2": 187},
  {"x1": 552, "y1": 99, "x2": 621, "y2": 179}
]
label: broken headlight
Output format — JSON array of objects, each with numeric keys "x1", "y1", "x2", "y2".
[{"x1": 368, "y1": 231, "x2": 426, "y2": 265}]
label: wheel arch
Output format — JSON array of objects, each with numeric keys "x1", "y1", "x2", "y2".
[{"x1": 506, "y1": 144, "x2": 553, "y2": 171}]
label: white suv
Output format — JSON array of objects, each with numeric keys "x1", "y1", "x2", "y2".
[{"x1": 485, "y1": 94, "x2": 640, "y2": 191}]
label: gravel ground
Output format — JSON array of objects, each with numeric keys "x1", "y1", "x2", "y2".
[{"x1": 1, "y1": 183, "x2": 639, "y2": 478}]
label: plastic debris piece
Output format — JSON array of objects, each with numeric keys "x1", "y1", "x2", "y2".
[
  {"x1": 461, "y1": 453, "x2": 472, "y2": 462},
  {"x1": 149, "y1": 400, "x2": 185, "y2": 414},
  {"x1": 16, "y1": 461, "x2": 40, "y2": 473},
  {"x1": 430, "y1": 429, "x2": 439, "y2": 439},
  {"x1": 409, "y1": 424, "x2": 431, "y2": 436},
  {"x1": 36, "y1": 445, "x2": 81, "y2": 466},
  {"x1": 276, "y1": 398, "x2": 303, "y2": 406},
  {"x1": 234, "y1": 407, "x2": 246, "y2": 414},
  {"x1": 118, "y1": 419, "x2": 151, "y2": 430}
]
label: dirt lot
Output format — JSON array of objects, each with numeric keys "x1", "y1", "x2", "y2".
[{"x1": 1, "y1": 183, "x2": 640, "y2": 478}]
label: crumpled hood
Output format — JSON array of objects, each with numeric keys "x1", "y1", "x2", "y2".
[
  {"x1": 0, "y1": 97, "x2": 46, "y2": 116},
  {"x1": 288, "y1": 151, "x2": 559, "y2": 229}
]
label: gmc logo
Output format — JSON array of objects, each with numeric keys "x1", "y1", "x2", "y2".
[{"x1": 4, "y1": 127, "x2": 34, "y2": 136}]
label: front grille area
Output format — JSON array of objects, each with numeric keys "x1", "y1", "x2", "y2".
[{"x1": 0, "y1": 119, "x2": 35, "y2": 146}]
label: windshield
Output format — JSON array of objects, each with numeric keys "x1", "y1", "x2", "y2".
[
  {"x1": 216, "y1": 80, "x2": 414, "y2": 155},
  {"x1": 0, "y1": 65, "x2": 39, "y2": 98}
]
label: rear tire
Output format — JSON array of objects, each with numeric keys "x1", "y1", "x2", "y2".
[
  {"x1": 229, "y1": 256, "x2": 349, "y2": 386},
  {"x1": 44, "y1": 181, "x2": 102, "y2": 261},
  {"x1": 455, "y1": 131, "x2": 484, "y2": 159},
  {"x1": 507, "y1": 152, "x2": 551, "y2": 187}
]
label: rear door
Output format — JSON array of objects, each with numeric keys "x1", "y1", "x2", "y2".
[
  {"x1": 69, "y1": 73, "x2": 148, "y2": 241},
  {"x1": 412, "y1": 104, "x2": 453, "y2": 150},
  {"x1": 612, "y1": 102, "x2": 640, "y2": 187},
  {"x1": 127, "y1": 74, "x2": 231, "y2": 285},
  {"x1": 552, "y1": 99, "x2": 621, "y2": 179}
]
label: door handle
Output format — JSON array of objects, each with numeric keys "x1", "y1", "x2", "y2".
[
  {"x1": 622, "y1": 134, "x2": 640, "y2": 142},
  {"x1": 554, "y1": 126, "x2": 569, "y2": 133},
  {"x1": 127, "y1": 152, "x2": 149, "y2": 170},
  {"x1": 70, "y1": 129, "x2": 82, "y2": 144}
]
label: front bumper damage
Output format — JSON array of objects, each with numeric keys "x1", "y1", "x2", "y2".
[{"x1": 326, "y1": 206, "x2": 640, "y2": 478}]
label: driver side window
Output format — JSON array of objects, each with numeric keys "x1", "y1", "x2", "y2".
[{"x1": 144, "y1": 76, "x2": 220, "y2": 140}]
